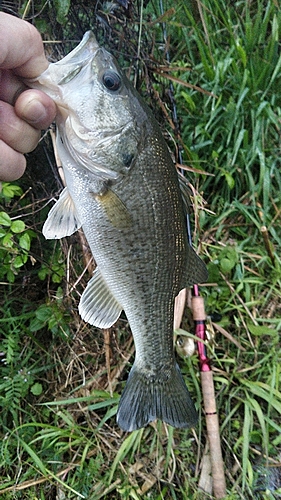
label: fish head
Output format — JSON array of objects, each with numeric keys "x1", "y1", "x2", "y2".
[{"x1": 26, "y1": 31, "x2": 147, "y2": 182}]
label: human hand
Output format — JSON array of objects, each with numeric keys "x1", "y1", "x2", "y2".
[{"x1": 0, "y1": 13, "x2": 56, "y2": 182}]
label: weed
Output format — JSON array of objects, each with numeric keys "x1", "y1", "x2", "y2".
[{"x1": 0, "y1": 184, "x2": 36, "y2": 283}]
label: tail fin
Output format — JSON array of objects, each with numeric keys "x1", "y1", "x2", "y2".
[{"x1": 116, "y1": 363, "x2": 198, "y2": 432}]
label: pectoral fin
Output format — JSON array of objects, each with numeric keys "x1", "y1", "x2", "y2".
[
  {"x1": 43, "y1": 187, "x2": 81, "y2": 239},
  {"x1": 79, "y1": 267, "x2": 122, "y2": 328},
  {"x1": 93, "y1": 189, "x2": 132, "y2": 229}
]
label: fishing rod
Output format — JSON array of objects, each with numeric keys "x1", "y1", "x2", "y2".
[{"x1": 158, "y1": 1, "x2": 226, "y2": 497}]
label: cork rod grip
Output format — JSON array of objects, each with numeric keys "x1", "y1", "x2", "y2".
[{"x1": 201, "y1": 370, "x2": 226, "y2": 498}]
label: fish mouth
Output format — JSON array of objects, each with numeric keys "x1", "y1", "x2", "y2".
[
  {"x1": 24, "y1": 31, "x2": 101, "y2": 99},
  {"x1": 57, "y1": 31, "x2": 100, "y2": 66}
]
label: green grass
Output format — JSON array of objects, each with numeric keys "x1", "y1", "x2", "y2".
[{"x1": 0, "y1": 0, "x2": 281, "y2": 498}]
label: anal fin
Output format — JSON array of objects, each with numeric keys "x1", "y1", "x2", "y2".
[{"x1": 79, "y1": 268, "x2": 122, "y2": 328}]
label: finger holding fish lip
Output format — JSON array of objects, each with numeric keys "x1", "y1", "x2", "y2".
[
  {"x1": 0, "y1": 99, "x2": 40, "y2": 181},
  {"x1": 0, "y1": 100, "x2": 41, "y2": 154},
  {"x1": 0, "y1": 13, "x2": 56, "y2": 181},
  {"x1": 0, "y1": 69, "x2": 26, "y2": 105},
  {"x1": 15, "y1": 89, "x2": 56, "y2": 130},
  {"x1": 0, "y1": 86, "x2": 56, "y2": 181}
]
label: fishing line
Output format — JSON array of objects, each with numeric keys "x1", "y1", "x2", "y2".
[
  {"x1": 158, "y1": 0, "x2": 184, "y2": 167},
  {"x1": 135, "y1": 0, "x2": 144, "y2": 88}
]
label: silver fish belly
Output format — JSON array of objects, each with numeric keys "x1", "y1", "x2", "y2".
[{"x1": 27, "y1": 31, "x2": 208, "y2": 431}]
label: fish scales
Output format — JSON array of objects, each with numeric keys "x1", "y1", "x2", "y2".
[{"x1": 26, "y1": 31, "x2": 208, "y2": 431}]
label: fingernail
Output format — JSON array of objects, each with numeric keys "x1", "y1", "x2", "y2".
[{"x1": 21, "y1": 98, "x2": 48, "y2": 125}]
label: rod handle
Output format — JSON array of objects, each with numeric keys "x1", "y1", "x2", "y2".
[{"x1": 201, "y1": 370, "x2": 226, "y2": 499}]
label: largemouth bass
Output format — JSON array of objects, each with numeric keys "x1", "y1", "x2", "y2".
[{"x1": 27, "y1": 32, "x2": 208, "y2": 431}]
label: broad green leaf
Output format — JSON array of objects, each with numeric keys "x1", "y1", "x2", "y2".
[
  {"x1": 0, "y1": 212, "x2": 11, "y2": 227},
  {"x1": 29, "y1": 318, "x2": 45, "y2": 332},
  {"x1": 1, "y1": 183, "x2": 22, "y2": 200},
  {"x1": 13, "y1": 255, "x2": 27, "y2": 268},
  {"x1": 19, "y1": 232, "x2": 31, "y2": 251},
  {"x1": 30, "y1": 383, "x2": 43, "y2": 396},
  {"x1": 35, "y1": 306, "x2": 53, "y2": 322},
  {"x1": 2, "y1": 232, "x2": 13, "y2": 248},
  {"x1": 10, "y1": 220, "x2": 25, "y2": 233},
  {"x1": 38, "y1": 267, "x2": 49, "y2": 281},
  {"x1": 6, "y1": 269, "x2": 15, "y2": 283}
]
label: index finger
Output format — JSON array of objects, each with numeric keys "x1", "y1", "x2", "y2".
[{"x1": 0, "y1": 13, "x2": 48, "y2": 78}]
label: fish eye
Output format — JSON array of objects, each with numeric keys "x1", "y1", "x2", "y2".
[{"x1": 102, "y1": 71, "x2": 121, "y2": 91}]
